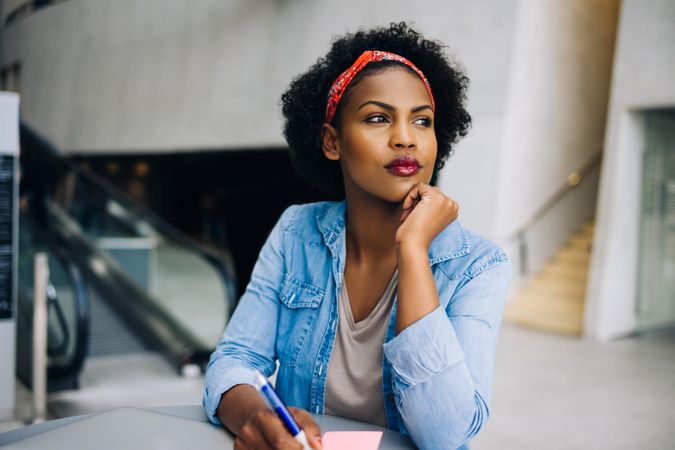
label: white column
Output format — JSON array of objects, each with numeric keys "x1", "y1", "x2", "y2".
[{"x1": 0, "y1": 91, "x2": 20, "y2": 421}]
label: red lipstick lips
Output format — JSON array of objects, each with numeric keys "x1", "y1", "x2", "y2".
[{"x1": 385, "y1": 156, "x2": 420, "y2": 177}]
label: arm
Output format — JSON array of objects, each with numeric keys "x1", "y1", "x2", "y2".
[
  {"x1": 202, "y1": 206, "x2": 321, "y2": 449},
  {"x1": 395, "y1": 241, "x2": 440, "y2": 334},
  {"x1": 384, "y1": 256, "x2": 510, "y2": 449},
  {"x1": 218, "y1": 385, "x2": 321, "y2": 450},
  {"x1": 389, "y1": 183, "x2": 511, "y2": 449},
  {"x1": 203, "y1": 206, "x2": 289, "y2": 425},
  {"x1": 394, "y1": 182, "x2": 458, "y2": 333},
  {"x1": 217, "y1": 384, "x2": 268, "y2": 435}
]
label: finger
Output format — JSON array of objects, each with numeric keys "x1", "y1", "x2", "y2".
[
  {"x1": 401, "y1": 185, "x2": 421, "y2": 221},
  {"x1": 289, "y1": 408, "x2": 322, "y2": 442},
  {"x1": 237, "y1": 422, "x2": 276, "y2": 450},
  {"x1": 421, "y1": 184, "x2": 444, "y2": 203},
  {"x1": 416, "y1": 182, "x2": 434, "y2": 198},
  {"x1": 401, "y1": 196, "x2": 422, "y2": 222},
  {"x1": 233, "y1": 437, "x2": 246, "y2": 450},
  {"x1": 234, "y1": 436, "x2": 274, "y2": 450},
  {"x1": 253, "y1": 410, "x2": 301, "y2": 450},
  {"x1": 451, "y1": 199, "x2": 460, "y2": 218},
  {"x1": 400, "y1": 203, "x2": 414, "y2": 222},
  {"x1": 309, "y1": 435, "x2": 323, "y2": 450},
  {"x1": 402, "y1": 183, "x2": 421, "y2": 210}
]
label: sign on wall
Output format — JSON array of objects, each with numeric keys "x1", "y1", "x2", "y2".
[{"x1": 0, "y1": 92, "x2": 18, "y2": 321}]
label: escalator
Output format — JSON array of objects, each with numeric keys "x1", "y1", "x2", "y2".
[
  {"x1": 18, "y1": 123, "x2": 237, "y2": 390},
  {"x1": 16, "y1": 214, "x2": 89, "y2": 392}
]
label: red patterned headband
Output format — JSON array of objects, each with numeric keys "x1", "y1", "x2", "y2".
[{"x1": 324, "y1": 50, "x2": 435, "y2": 124}]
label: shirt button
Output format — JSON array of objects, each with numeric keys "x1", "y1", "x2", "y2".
[{"x1": 388, "y1": 394, "x2": 395, "y2": 402}]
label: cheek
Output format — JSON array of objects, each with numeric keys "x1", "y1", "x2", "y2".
[
  {"x1": 340, "y1": 134, "x2": 376, "y2": 167},
  {"x1": 425, "y1": 139, "x2": 439, "y2": 181},
  {"x1": 425, "y1": 135, "x2": 438, "y2": 161}
]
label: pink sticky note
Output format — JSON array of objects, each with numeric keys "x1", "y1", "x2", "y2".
[{"x1": 321, "y1": 431, "x2": 383, "y2": 450}]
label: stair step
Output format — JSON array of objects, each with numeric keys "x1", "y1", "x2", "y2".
[
  {"x1": 555, "y1": 247, "x2": 592, "y2": 264},
  {"x1": 568, "y1": 235, "x2": 593, "y2": 251},
  {"x1": 526, "y1": 277, "x2": 587, "y2": 297},
  {"x1": 504, "y1": 306, "x2": 583, "y2": 336},
  {"x1": 540, "y1": 261, "x2": 589, "y2": 280},
  {"x1": 581, "y1": 222, "x2": 595, "y2": 235},
  {"x1": 506, "y1": 220, "x2": 595, "y2": 337},
  {"x1": 508, "y1": 293, "x2": 585, "y2": 314}
]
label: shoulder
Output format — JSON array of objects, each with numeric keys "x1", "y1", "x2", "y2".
[
  {"x1": 432, "y1": 221, "x2": 510, "y2": 281},
  {"x1": 461, "y1": 227, "x2": 510, "y2": 280},
  {"x1": 276, "y1": 201, "x2": 343, "y2": 244},
  {"x1": 278, "y1": 201, "x2": 336, "y2": 224}
]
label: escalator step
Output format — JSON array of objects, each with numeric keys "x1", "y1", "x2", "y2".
[{"x1": 88, "y1": 289, "x2": 150, "y2": 357}]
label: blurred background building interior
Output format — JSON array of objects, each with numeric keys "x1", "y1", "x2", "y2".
[{"x1": 0, "y1": 0, "x2": 674, "y2": 449}]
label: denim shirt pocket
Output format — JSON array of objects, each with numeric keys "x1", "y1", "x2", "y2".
[{"x1": 277, "y1": 273, "x2": 325, "y2": 367}]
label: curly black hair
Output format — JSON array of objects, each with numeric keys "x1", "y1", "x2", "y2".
[{"x1": 281, "y1": 22, "x2": 471, "y2": 198}]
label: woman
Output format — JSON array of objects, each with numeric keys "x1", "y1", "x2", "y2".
[{"x1": 203, "y1": 22, "x2": 511, "y2": 450}]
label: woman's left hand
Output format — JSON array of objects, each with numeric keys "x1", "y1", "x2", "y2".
[{"x1": 396, "y1": 182, "x2": 459, "y2": 251}]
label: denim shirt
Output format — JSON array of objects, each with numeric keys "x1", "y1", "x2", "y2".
[{"x1": 203, "y1": 201, "x2": 511, "y2": 450}]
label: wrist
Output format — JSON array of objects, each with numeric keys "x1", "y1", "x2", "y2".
[{"x1": 396, "y1": 239, "x2": 428, "y2": 259}]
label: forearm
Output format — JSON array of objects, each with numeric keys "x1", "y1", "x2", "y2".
[
  {"x1": 384, "y1": 255, "x2": 511, "y2": 448},
  {"x1": 396, "y1": 365, "x2": 488, "y2": 450},
  {"x1": 216, "y1": 384, "x2": 268, "y2": 435},
  {"x1": 385, "y1": 309, "x2": 487, "y2": 448},
  {"x1": 395, "y1": 241, "x2": 439, "y2": 334}
]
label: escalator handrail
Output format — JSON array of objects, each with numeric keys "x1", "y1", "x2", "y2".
[
  {"x1": 20, "y1": 213, "x2": 90, "y2": 380},
  {"x1": 46, "y1": 201, "x2": 212, "y2": 369},
  {"x1": 19, "y1": 122, "x2": 238, "y2": 314},
  {"x1": 47, "y1": 284, "x2": 71, "y2": 356}
]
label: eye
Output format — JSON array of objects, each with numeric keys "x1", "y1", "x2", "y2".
[
  {"x1": 365, "y1": 114, "x2": 389, "y2": 124},
  {"x1": 413, "y1": 116, "x2": 433, "y2": 127}
]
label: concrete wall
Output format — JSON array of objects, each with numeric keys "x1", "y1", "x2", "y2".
[
  {"x1": 585, "y1": 0, "x2": 675, "y2": 340},
  {"x1": 0, "y1": 0, "x2": 30, "y2": 24},
  {"x1": 492, "y1": 0, "x2": 619, "y2": 268},
  {"x1": 1, "y1": 0, "x2": 623, "y2": 248},
  {"x1": 0, "y1": 0, "x2": 519, "y2": 234}
]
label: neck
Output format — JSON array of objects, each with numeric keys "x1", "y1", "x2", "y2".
[{"x1": 344, "y1": 191, "x2": 401, "y2": 264}]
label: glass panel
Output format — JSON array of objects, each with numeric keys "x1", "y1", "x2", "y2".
[
  {"x1": 16, "y1": 216, "x2": 81, "y2": 374},
  {"x1": 636, "y1": 111, "x2": 675, "y2": 331},
  {"x1": 51, "y1": 168, "x2": 230, "y2": 349}
]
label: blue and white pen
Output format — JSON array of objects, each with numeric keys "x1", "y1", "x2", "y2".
[{"x1": 253, "y1": 370, "x2": 313, "y2": 450}]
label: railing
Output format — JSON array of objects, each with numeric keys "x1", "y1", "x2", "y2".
[
  {"x1": 16, "y1": 213, "x2": 90, "y2": 391},
  {"x1": 75, "y1": 159, "x2": 237, "y2": 303},
  {"x1": 20, "y1": 123, "x2": 237, "y2": 371},
  {"x1": 3, "y1": 0, "x2": 68, "y2": 27},
  {"x1": 510, "y1": 151, "x2": 603, "y2": 276}
]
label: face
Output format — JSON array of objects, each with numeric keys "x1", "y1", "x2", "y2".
[{"x1": 322, "y1": 66, "x2": 437, "y2": 204}]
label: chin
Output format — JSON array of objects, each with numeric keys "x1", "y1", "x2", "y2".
[{"x1": 380, "y1": 184, "x2": 415, "y2": 204}]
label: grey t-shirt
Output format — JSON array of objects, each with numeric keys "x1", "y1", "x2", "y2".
[{"x1": 324, "y1": 269, "x2": 398, "y2": 427}]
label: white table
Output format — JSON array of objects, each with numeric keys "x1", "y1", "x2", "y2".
[{"x1": 0, "y1": 405, "x2": 418, "y2": 449}]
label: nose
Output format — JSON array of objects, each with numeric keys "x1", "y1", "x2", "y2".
[{"x1": 389, "y1": 121, "x2": 416, "y2": 150}]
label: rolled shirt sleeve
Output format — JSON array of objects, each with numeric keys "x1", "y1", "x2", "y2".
[
  {"x1": 202, "y1": 206, "x2": 297, "y2": 425},
  {"x1": 203, "y1": 364, "x2": 259, "y2": 425},
  {"x1": 383, "y1": 254, "x2": 511, "y2": 449},
  {"x1": 383, "y1": 306, "x2": 465, "y2": 387}
]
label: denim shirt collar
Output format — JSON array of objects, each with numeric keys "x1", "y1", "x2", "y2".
[{"x1": 316, "y1": 200, "x2": 470, "y2": 265}]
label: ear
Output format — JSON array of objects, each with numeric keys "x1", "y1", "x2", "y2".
[{"x1": 321, "y1": 123, "x2": 340, "y2": 161}]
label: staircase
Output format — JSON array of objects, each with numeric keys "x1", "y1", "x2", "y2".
[{"x1": 504, "y1": 221, "x2": 595, "y2": 336}]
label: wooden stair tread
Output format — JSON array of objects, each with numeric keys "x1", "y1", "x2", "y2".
[
  {"x1": 505, "y1": 220, "x2": 594, "y2": 337},
  {"x1": 504, "y1": 310, "x2": 582, "y2": 336}
]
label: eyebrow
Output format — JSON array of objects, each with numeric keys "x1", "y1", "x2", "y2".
[{"x1": 357, "y1": 100, "x2": 433, "y2": 113}]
